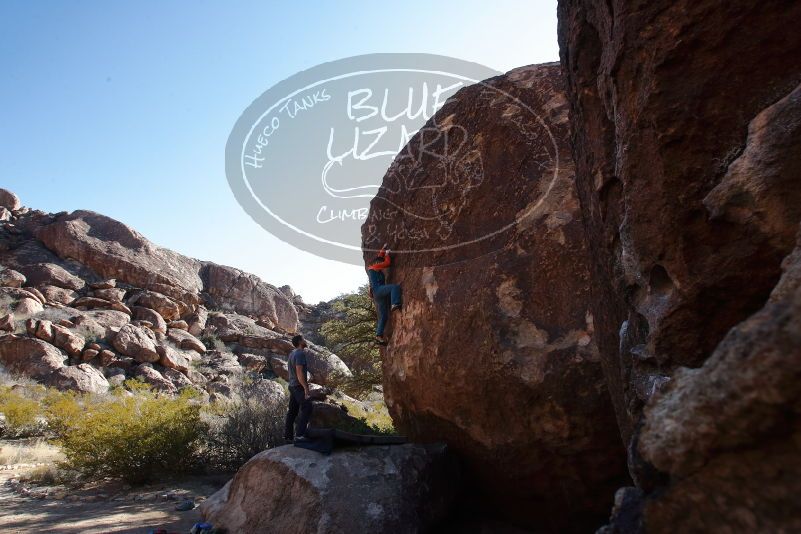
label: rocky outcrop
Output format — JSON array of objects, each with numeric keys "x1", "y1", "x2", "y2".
[
  {"x1": 18, "y1": 262, "x2": 85, "y2": 290},
  {"x1": 200, "y1": 444, "x2": 458, "y2": 534},
  {"x1": 297, "y1": 299, "x2": 339, "y2": 345},
  {"x1": 35, "y1": 210, "x2": 203, "y2": 299},
  {"x1": 557, "y1": 0, "x2": 801, "y2": 443},
  {"x1": 557, "y1": 0, "x2": 801, "y2": 530},
  {"x1": 0, "y1": 189, "x2": 20, "y2": 211},
  {"x1": 0, "y1": 191, "x2": 335, "y2": 398},
  {"x1": 112, "y1": 323, "x2": 160, "y2": 363},
  {"x1": 201, "y1": 263, "x2": 298, "y2": 332},
  {"x1": 48, "y1": 363, "x2": 110, "y2": 394},
  {"x1": 362, "y1": 64, "x2": 626, "y2": 530},
  {"x1": 0, "y1": 336, "x2": 66, "y2": 380},
  {"x1": 0, "y1": 267, "x2": 25, "y2": 288},
  {"x1": 617, "y1": 231, "x2": 801, "y2": 533}
]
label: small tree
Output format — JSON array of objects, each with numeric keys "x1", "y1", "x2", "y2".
[{"x1": 320, "y1": 285, "x2": 382, "y2": 399}]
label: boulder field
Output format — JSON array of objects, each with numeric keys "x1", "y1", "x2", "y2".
[{"x1": 0, "y1": 196, "x2": 351, "y2": 405}]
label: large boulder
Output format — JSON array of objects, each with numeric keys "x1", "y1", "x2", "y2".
[
  {"x1": 132, "y1": 306, "x2": 167, "y2": 334},
  {"x1": 361, "y1": 64, "x2": 626, "y2": 530},
  {"x1": 186, "y1": 306, "x2": 208, "y2": 336},
  {"x1": 200, "y1": 444, "x2": 458, "y2": 534},
  {"x1": 206, "y1": 312, "x2": 293, "y2": 353},
  {"x1": 557, "y1": 0, "x2": 801, "y2": 443},
  {"x1": 0, "y1": 188, "x2": 20, "y2": 211},
  {"x1": 303, "y1": 344, "x2": 351, "y2": 386},
  {"x1": 128, "y1": 290, "x2": 188, "y2": 321},
  {"x1": 112, "y1": 323, "x2": 159, "y2": 363},
  {"x1": 35, "y1": 210, "x2": 203, "y2": 298},
  {"x1": 47, "y1": 363, "x2": 110, "y2": 394},
  {"x1": 0, "y1": 336, "x2": 66, "y2": 380},
  {"x1": 0, "y1": 267, "x2": 26, "y2": 288},
  {"x1": 166, "y1": 328, "x2": 206, "y2": 354},
  {"x1": 67, "y1": 309, "x2": 131, "y2": 342},
  {"x1": 17, "y1": 262, "x2": 85, "y2": 290},
  {"x1": 617, "y1": 232, "x2": 801, "y2": 533},
  {"x1": 134, "y1": 363, "x2": 177, "y2": 394},
  {"x1": 557, "y1": 0, "x2": 801, "y2": 529},
  {"x1": 197, "y1": 350, "x2": 243, "y2": 380},
  {"x1": 201, "y1": 262, "x2": 299, "y2": 331},
  {"x1": 37, "y1": 284, "x2": 78, "y2": 306},
  {"x1": 50, "y1": 323, "x2": 85, "y2": 356},
  {"x1": 157, "y1": 344, "x2": 194, "y2": 374}
]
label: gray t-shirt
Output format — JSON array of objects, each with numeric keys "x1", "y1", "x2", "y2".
[{"x1": 287, "y1": 348, "x2": 308, "y2": 387}]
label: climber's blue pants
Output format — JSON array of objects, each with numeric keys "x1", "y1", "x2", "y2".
[{"x1": 374, "y1": 283, "x2": 401, "y2": 336}]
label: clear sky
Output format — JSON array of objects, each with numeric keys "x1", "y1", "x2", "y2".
[{"x1": 0, "y1": 1, "x2": 559, "y2": 303}]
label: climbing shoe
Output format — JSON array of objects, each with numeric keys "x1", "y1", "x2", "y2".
[
  {"x1": 375, "y1": 337, "x2": 388, "y2": 346},
  {"x1": 391, "y1": 304, "x2": 402, "y2": 312}
]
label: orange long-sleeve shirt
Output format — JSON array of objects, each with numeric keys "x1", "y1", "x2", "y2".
[{"x1": 368, "y1": 248, "x2": 390, "y2": 270}]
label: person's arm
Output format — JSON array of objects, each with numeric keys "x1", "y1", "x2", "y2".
[
  {"x1": 295, "y1": 351, "x2": 310, "y2": 398},
  {"x1": 369, "y1": 249, "x2": 391, "y2": 270},
  {"x1": 295, "y1": 365, "x2": 310, "y2": 397}
]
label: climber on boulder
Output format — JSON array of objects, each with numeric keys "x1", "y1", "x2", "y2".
[{"x1": 367, "y1": 244, "x2": 402, "y2": 346}]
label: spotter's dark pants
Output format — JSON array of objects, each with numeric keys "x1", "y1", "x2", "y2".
[{"x1": 284, "y1": 385, "x2": 313, "y2": 439}]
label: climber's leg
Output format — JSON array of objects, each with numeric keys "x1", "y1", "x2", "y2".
[
  {"x1": 388, "y1": 284, "x2": 402, "y2": 309},
  {"x1": 375, "y1": 283, "x2": 401, "y2": 309},
  {"x1": 375, "y1": 296, "x2": 389, "y2": 338}
]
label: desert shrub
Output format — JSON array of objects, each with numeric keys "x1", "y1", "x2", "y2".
[
  {"x1": 56, "y1": 388, "x2": 206, "y2": 484},
  {"x1": 200, "y1": 327, "x2": 227, "y2": 352},
  {"x1": 123, "y1": 377, "x2": 153, "y2": 394},
  {"x1": 0, "y1": 386, "x2": 46, "y2": 438},
  {"x1": 41, "y1": 389, "x2": 83, "y2": 436},
  {"x1": 203, "y1": 380, "x2": 285, "y2": 471}
]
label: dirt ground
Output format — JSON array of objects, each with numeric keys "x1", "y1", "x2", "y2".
[{"x1": 0, "y1": 467, "x2": 226, "y2": 534}]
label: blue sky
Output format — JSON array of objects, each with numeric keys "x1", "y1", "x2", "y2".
[{"x1": 0, "y1": 1, "x2": 559, "y2": 303}]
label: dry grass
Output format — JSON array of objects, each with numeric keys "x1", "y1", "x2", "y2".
[{"x1": 0, "y1": 439, "x2": 63, "y2": 466}]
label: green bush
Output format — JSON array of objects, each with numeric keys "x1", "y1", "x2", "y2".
[
  {"x1": 0, "y1": 386, "x2": 45, "y2": 438},
  {"x1": 56, "y1": 388, "x2": 206, "y2": 484}
]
